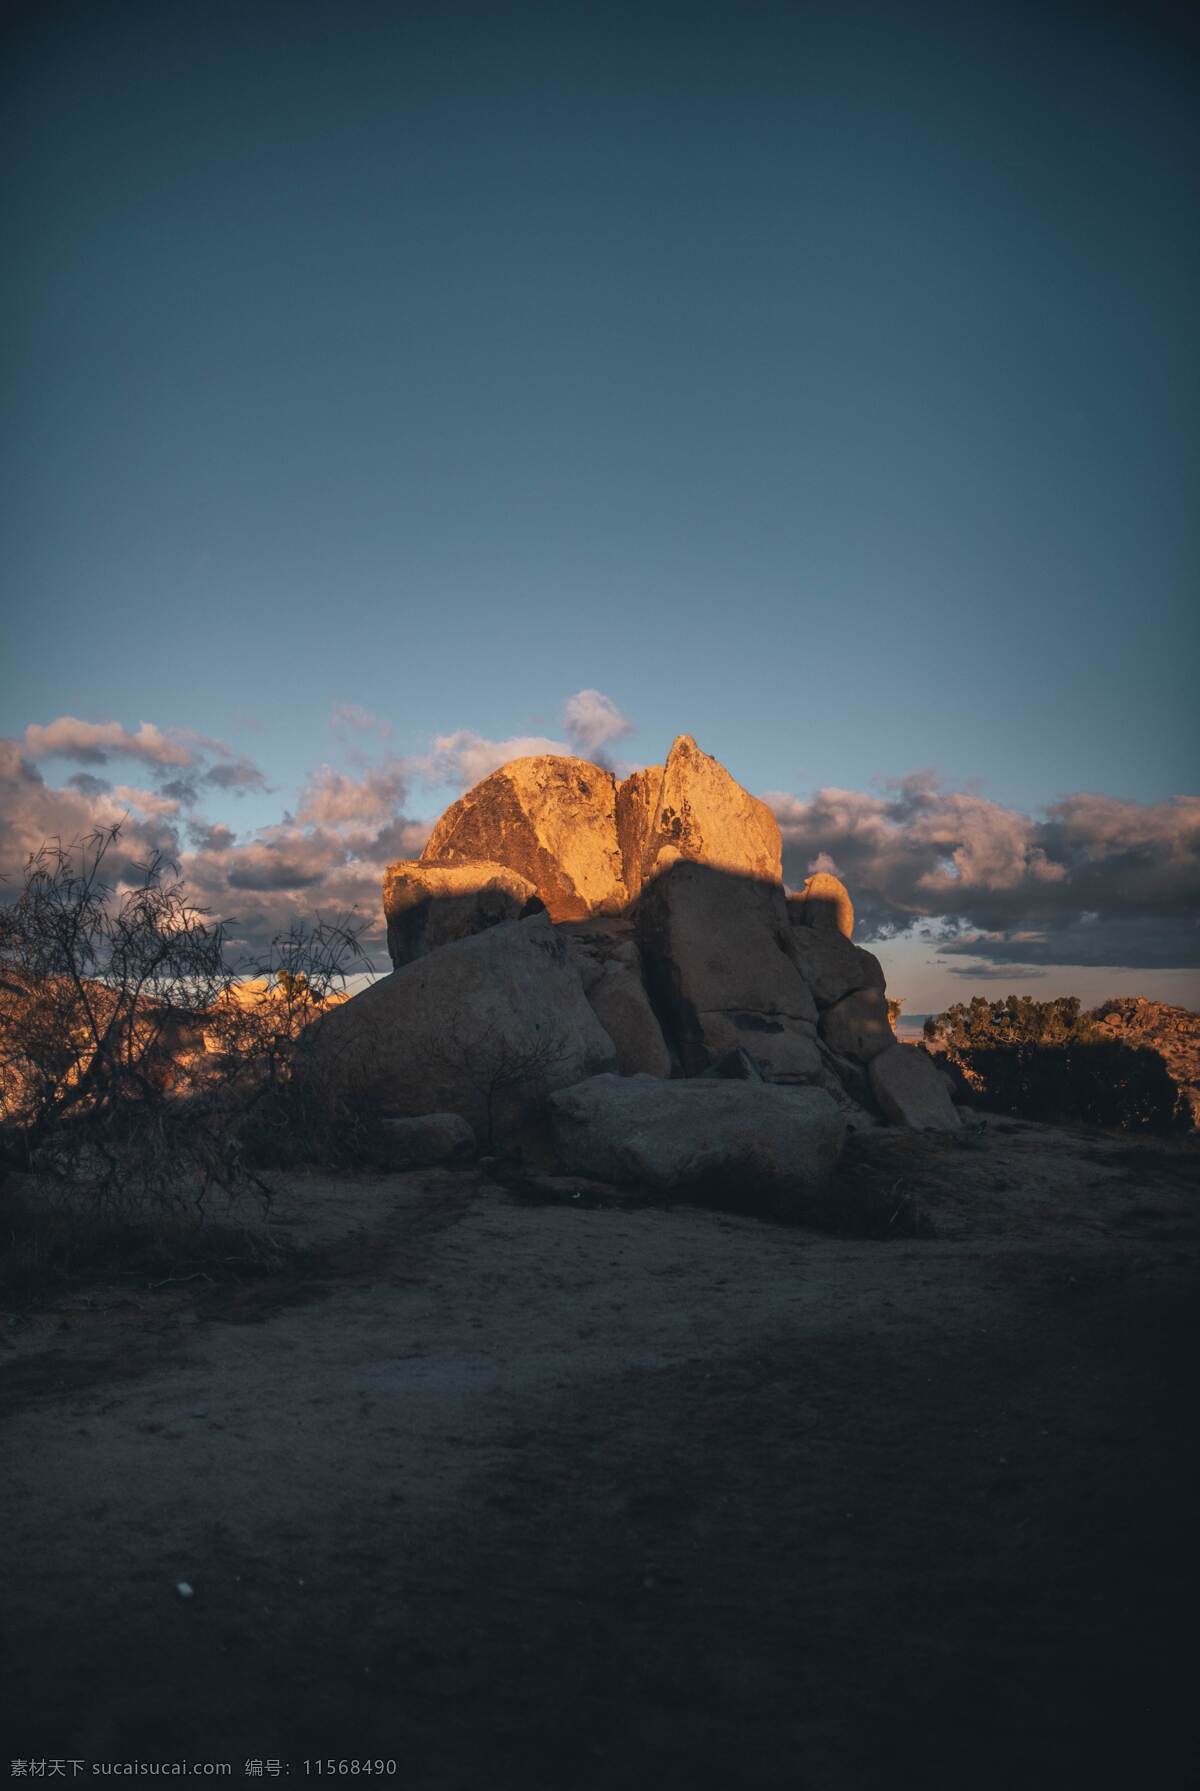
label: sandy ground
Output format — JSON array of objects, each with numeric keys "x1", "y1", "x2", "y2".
[{"x1": 2, "y1": 1118, "x2": 1197, "y2": 1788}]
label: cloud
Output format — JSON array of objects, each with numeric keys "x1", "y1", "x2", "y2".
[
  {"x1": 331, "y1": 704, "x2": 393, "y2": 742},
  {"x1": 765, "y1": 779, "x2": 1200, "y2": 969},
  {"x1": 943, "y1": 961, "x2": 1051, "y2": 981},
  {"x1": 66, "y1": 771, "x2": 112, "y2": 797},
  {"x1": 0, "y1": 738, "x2": 180, "y2": 890},
  {"x1": 112, "y1": 785, "x2": 185, "y2": 820},
  {"x1": 23, "y1": 716, "x2": 195, "y2": 768},
  {"x1": 412, "y1": 730, "x2": 569, "y2": 790},
  {"x1": 295, "y1": 760, "x2": 410, "y2": 827},
  {"x1": 202, "y1": 757, "x2": 268, "y2": 793},
  {"x1": 22, "y1": 715, "x2": 268, "y2": 801},
  {"x1": 563, "y1": 689, "x2": 633, "y2": 762}
]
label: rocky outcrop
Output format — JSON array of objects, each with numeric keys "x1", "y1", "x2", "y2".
[
  {"x1": 420, "y1": 756, "x2": 627, "y2": 921},
  {"x1": 868, "y1": 1046, "x2": 962, "y2": 1132},
  {"x1": 361, "y1": 731, "x2": 958, "y2": 1135},
  {"x1": 383, "y1": 860, "x2": 544, "y2": 968},
  {"x1": 547, "y1": 1074, "x2": 846, "y2": 1212},
  {"x1": 636, "y1": 858, "x2": 822, "y2": 1082},
  {"x1": 306, "y1": 913, "x2": 617, "y2": 1136}
]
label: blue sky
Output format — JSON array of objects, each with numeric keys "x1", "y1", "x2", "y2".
[{"x1": 2, "y1": 0, "x2": 1197, "y2": 1008}]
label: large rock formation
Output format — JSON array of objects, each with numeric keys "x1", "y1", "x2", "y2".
[
  {"x1": 548, "y1": 1074, "x2": 847, "y2": 1212},
  {"x1": 420, "y1": 756, "x2": 627, "y2": 922},
  {"x1": 354, "y1": 730, "x2": 957, "y2": 1147}
]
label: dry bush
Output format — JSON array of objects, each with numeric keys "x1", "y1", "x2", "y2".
[{"x1": 0, "y1": 826, "x2": 375, "y2": 1255}]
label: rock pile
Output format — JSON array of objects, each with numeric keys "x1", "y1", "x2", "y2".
[{"x1": 311, "y1": 734, "x2": 961, "y2": 1193}]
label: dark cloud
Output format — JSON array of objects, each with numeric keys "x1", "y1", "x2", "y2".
[
  {"x1": 159, "y1": 777, "x2": 200, "y2": 806},
  {"x1": 66, "y1": 771, "x2": 112, "y2": 797},
  {"x1": 203, "y1": 758, "x2": 268, "y2": 793},
  {"x1": 766, "y1": 779, "x2": 1200, "y2": 970},
  {"x1": 944, "y1": 962, "x2": 1051, "y2": 981}
]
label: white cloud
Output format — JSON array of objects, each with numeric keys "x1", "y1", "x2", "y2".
[{"x1": 563, "y1": 689, "x2": 633, "y2": 760}]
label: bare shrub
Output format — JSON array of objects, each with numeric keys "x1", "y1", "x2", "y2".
[
  {"x1": 426, "y1": 1010, "x2": 574, "y2": 1148},
  {"x1": 0, "y1": 825, "x2": 375, "y2": 1232}
]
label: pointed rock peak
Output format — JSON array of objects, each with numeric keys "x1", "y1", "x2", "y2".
[{"x1": 646, "y1": 735, "x2": 782, "y2": 885}]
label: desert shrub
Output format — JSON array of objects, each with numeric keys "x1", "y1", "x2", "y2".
[
  {"x1": 923, "y1": 995, "x2": 1190, "y2": 1133},
  {"x1": 0, "y1": 825, "x2": 375, "y2": 1227}
]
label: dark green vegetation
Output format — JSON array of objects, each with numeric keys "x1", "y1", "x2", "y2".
[{"x1": 925, "y1": 995, "x2": 1193, "y2": 1133}]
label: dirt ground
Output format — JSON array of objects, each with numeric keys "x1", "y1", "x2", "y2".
[{"x1": 2, "y1": 1118, "x2": 1197, "y2": 1788}]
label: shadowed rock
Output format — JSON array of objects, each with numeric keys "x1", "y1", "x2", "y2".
[
  {"x1": 548, "y1": 1073, "x2": 846, "y2": 1212},
  {"x1": 384, "y1": 860, "x2": 544, "y2": 968},
  {"x1": 378, "y1": 1112, "x2": 477, "y2": 1167},
  {"x1": 820, "y1": 987, "x2": 896, "y2": 1063},
  {"x1": 306, "y1": 913, "x2": 616, "y2": 1136},
  {"x1": 869, "y1": 1045, "x2": 963, "y2": 1131},
  {"x1": 787, "y1": 923, "x2": 885, "y2": 1009},
  {"x1": 636, "y1": 858, "x2": 822, "y2": 1082}
]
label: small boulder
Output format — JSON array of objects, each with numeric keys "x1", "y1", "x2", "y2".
[
  {"x1": 547, "y1": 1074, "x2": 847, "y2": 1213},
  {"x1": 792, "y1": 872, "x2": 854, "y2": 939},
  {"x1": 820, "y1": 987, "x2": 895, "y2": 1063},
  {"x1": 869, "y1": 1045, "x2": 963, "y2": 1132},
  {"x1": 383, "y1": 860, "x2": 543, "y2": 968},
  {"x1": 379, "y1": 1112, "x2": 476, "y2": 1167}
]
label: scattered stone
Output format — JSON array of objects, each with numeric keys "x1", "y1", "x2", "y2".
[{"x1": 869, "y1": 1045, "x2": 963, "y2": 1132}]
